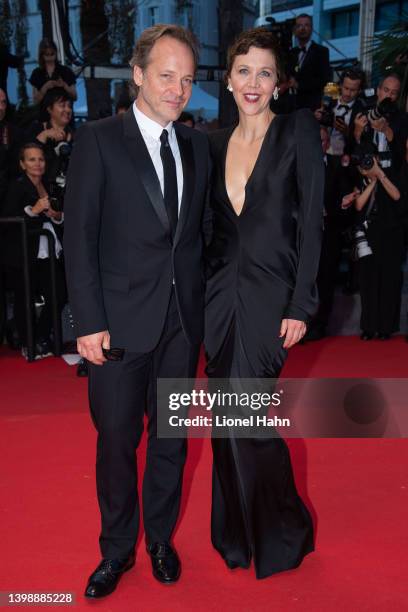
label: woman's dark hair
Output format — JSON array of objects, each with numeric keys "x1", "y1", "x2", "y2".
[
  {"x1": 225, "y1": 28, "x2": 283, "y2": 84},
  {"x1": 38, "y1": 38, "x2": 58, "y2": 69},
  {"x1": 41, "y1": 86, "x2": 73, "y2": 121},
  {"x1": 19, "y1": 142, "x2": 45, "y2": 162}
]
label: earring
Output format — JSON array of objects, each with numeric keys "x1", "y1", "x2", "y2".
[
  {"x1": 273, "y1": 87, "x2": 279, "y2": 100},
  {"x1": 227, "y1": 84, "x2": 233, "y2": 92}
]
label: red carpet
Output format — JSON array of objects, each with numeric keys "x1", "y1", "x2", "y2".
[{"x1": 1, "y1": 337, "x2": 408, "y2": 611}]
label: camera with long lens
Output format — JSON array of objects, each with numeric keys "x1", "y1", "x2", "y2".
[
  {"x1": 353, "y1": 222, "x2": 373, "y2": 259},
  {"x1": 359, "y1": 89, "x2": 398, "y2": 122}
]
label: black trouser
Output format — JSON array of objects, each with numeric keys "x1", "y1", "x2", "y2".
[
  {"x1": 358, "y1": 227, "x2": 404, "y2": 335},
  {"x1": 88, "y1": 289, "x2": 199, "y2": 559},
  {"x1": 5, "y1": 257, "x2": 66, "y2": 343}
]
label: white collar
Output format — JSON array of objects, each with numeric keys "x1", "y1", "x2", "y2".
[
  {"x1": 299, "y1": 40, "x2": 312, "y2": 52},
  {"x1": 338, "y1": 98, "x2": 355, "y2": 108},
  {"x1": 133, "y1": 102, "x2": 173, "y2": 141}
]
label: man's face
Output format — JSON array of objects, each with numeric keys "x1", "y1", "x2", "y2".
[
  {"x1": 294, "y1": 17, "x2": 312, "y2": 44},
  {"x1": 133, "y1": 36, "x2": 195, "y2": 127},
  {"x1": 0, "y1": 89, "x2": 7, "y2": 121},
  {"x1": 340, "y1": 77, "x2": 361, "y2": 103},
  {"x1": 377, "y1": 77, "x2": 400, "y2": 103}
]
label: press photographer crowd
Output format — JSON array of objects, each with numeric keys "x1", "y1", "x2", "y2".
[{"x1": 1, "y1": 22, "x2": 408, "y2": 375}]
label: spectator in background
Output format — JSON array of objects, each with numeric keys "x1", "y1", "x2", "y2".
[
  {"x1": 29, "y1": 39, "x2": 77, "y2": 104},
  {"x1": 1, "y1": 142, "x2": 66, "y2": 359},
  {"x1": 178, "y1": 111, "x2": 195, "y2": 128},
  {"x1": 287, "y1": 14, "x2": 331, "y2": 111},
  {"x1": 0, "y1": 43, "x2": 23, "y2": 95},
  {"x1": 29, "y1": 87, "x2": 74, "y2": 187},
  {"x1": 0, "y1": 88, "x2": 24, "y2": 207},
  {"x1": 115, "y1": 95, "x2": 133, "y2": 114}
]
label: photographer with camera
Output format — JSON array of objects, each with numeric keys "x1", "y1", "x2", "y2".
[
  {"x1": 1, "y1": 142, "x2": 66, "y2": 358},
  {"x1": 315, "y1": 69, "x2": 366, "y2": 162},
  {"x1": 353, "y1": 73, "x2": 406, "y2": 173},
  {"x1": 348, "y1": 148, "x2": 403, "y2": 341}
]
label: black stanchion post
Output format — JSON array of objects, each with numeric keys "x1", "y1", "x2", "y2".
[{"x1": 21, "y1": 220, "x2": 35, "y2": 362}]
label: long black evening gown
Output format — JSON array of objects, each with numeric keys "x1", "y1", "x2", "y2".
[{"x1": 204, "y1": 109, "x2": 325, "y2": 579}]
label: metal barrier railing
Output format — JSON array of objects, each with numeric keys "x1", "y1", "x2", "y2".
[{"x1": 0, "y1": 216, "x2": 63, "y2": 362}]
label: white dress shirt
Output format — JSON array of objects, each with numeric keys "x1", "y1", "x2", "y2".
[
  {"x1": 133, "y1": 103, "x2": 184, "y2": 212},
  {"x1": 327, "y1": 98, "x2": 355, "y2": 156}
]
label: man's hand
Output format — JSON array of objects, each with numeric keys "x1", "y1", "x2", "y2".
[
  {"x1": 77, "y1": 330, "x2": 110, "y2": 365},
  {"x1": 314, "y1": 107, "x2": 323, "y2": 121},
  {"x1": 354, "y1": 112, "x2": 368, "y2": 141},
  {"x1": 334, "y1": 116, "x2": 347, "y2": 134},
  {"x1": 280, "y1": 319, "x2": 306, "y2": 349}
]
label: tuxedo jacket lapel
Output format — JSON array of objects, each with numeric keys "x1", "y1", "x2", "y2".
[
  {"x1": 174, "y1": 125, "x2": 195, "y2": 247},
  {"x1": 122, "y1": 108, "x2": 171, "y2": 237}
]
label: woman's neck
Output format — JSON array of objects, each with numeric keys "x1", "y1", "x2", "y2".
[
  {"x1": 27, "y1": 173, "x2": 41, "y2": 187},
  {"x1": 45, "y1": 61, "x2": 55, "y2": 73},
  {"x1": 50, "y1": 117, "x2": 64, "y2": 130},
  {"x1": 236, "y1": 109, "x2": 274, "y2": 144}
]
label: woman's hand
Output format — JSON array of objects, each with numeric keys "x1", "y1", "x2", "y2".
[
  {"x1": 45, "y1": 205, "x2": 62, "y2": 221},
  {"x1": 341, "y1": 188, "x2": 359, "y2": 209},
  {"x1": 280, "y1": 318, "x2": 306, "y2": 349},
  {"x1": 31, "y1": 196, "x2": 50, "y2": 215}
]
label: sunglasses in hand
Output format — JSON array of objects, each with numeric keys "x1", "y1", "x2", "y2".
[{"x1": 102, "y1": 347, "x2": 125, "y2": 362}]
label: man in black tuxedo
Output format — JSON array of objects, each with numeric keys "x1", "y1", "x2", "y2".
[
  {"x1": 64, "y1": 25, "x2": 210, "y2": 597},
  {"x1": 288, "y1": 14, "x2": 332, "y2": 111}
]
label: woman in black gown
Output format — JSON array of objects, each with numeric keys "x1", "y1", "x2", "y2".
[{"x1": 204, "y1": 29, "x2": 325, "y2": 579}]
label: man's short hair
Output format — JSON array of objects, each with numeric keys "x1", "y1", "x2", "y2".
[
  {"x1": 129, "y1": 24, "x2": 199, "y2": 72},
  {"x1": 340, "y1": 68, "x2": 365, "y2": 88},
  {"x1": 295, "y1": 13, "x2": 313, "y2": 26}
]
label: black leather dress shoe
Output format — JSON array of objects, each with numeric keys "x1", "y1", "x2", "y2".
[
  {"x1": 360, "y1": 331, "x2": 374, "y2": 341},
  {"x1": 84, "y1": 555, "x2": 135, "y2": 598},
  {"x1": 378, "y1": 334, "x2": 391, "y2": 340},
  {"x1": 146, "y1": 542, "x2": 181, "y2": 584}
]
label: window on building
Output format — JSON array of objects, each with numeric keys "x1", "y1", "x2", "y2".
[
  {"x1": 330, "y1": 8, "x2": 359, "y2": 39},
  {"x1": 148, "y1": 7, "x2": 160, "y2": 26},
  {"x1": 375, "y1": 1, "x2": 408, "y2": 31}
]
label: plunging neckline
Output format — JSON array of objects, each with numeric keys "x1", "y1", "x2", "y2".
[{"x1": 223, "y1": 116, "x2": 278, "y2": 218}]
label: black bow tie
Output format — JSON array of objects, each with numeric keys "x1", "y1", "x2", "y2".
[{"x1": 338, "y1": 104, "x2": 351, "y2": 111}]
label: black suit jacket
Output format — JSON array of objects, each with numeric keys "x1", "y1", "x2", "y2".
[
  {"x1": 64, "y1": 108, "x2": 210, "y2": 352},
  {"x1": 289, "y1": 41, "x2": 332, "y2": 111}
]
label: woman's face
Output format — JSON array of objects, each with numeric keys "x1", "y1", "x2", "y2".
[
  {"x1": 20, "y1": 148, "x2": 45, "y2": 178},
  {"x1": 228, "y1": 46, "x2": 278, "y2": 117},
  {"x1": 48, "y1": 99, "x2": 72, "y2": 126},
  {"x1": 43, "y1": 47, "x2": 57, "y2": 63}
]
